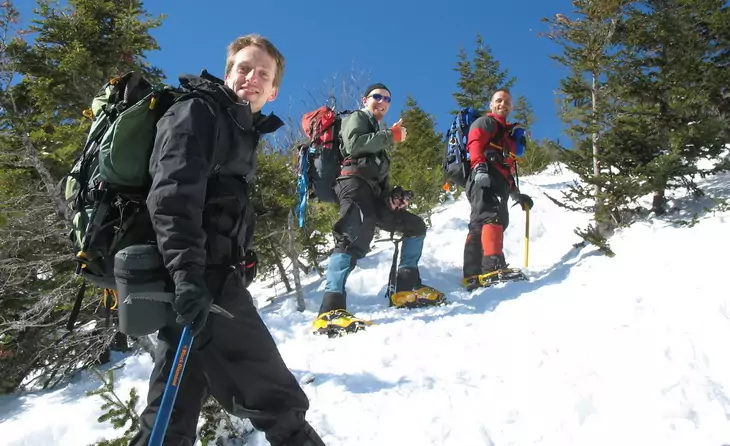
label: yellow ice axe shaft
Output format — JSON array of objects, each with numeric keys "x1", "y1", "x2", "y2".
[{"x1": 524, "y1": 206, "x2": 530, "y2": 268}]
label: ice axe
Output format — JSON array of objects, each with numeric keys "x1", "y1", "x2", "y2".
[
  {"x1": 148, "y1": 324, "x2": 193, "y2": 446},
  {"x1": 148, "y1": 305, "x2": 231, "y2": 445}
]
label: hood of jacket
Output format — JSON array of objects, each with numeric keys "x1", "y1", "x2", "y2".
[{"x1": 178, "y1": 69, "x2": 285, "y2": 135}]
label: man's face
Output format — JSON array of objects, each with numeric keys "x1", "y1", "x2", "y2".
[
  {"x1": 490, "y1": 91, "x2": 513, "y2": 118},
  {"x1": 362, "y1": 88, "x2": 391, "y2": 121},
  {"x1": 224, "y1": 45, "x2": 279, "y2": 112}
]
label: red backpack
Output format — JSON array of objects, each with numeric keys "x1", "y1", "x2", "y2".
[{"x1": 297, "y1": 105, "x2": 354, "y2": 200}]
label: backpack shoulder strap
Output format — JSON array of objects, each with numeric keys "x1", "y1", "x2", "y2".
[
  {"x1": 486, "y1": 116, "x2": 504, "y2": 143},
  {"x1": 339, "y1": 109, "x2": 373, "y2": 159},
  {"x1": 486, "y1": 117, "x2": 519, "y2": 184},
  {"x1": 483, "y1": 116, "x2": 508, "y2": 155}
]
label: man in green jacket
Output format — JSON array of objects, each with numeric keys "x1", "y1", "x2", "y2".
[{"x1": 312, "y1": 83, "x2": 445, "y2": 337}]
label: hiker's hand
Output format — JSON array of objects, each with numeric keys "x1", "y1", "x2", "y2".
[
  {"x1": 391, "y1": 118, "x2": 407, "y2": 143},
  {"x1": 387, "y1": 186, "x2": 412, "y2": 211},
  {"x1": 473, "y1": 163, "x2": 490, "y2": 188},
  {"x1": 387, "y1": 195, "x2": 408, "y2": 211},
  {"x1": 172, "y1": 270, "x2": 212, "y2": 336},
  {"x1": 510, "y1": 191, "x2": 533, "y2": 211}
]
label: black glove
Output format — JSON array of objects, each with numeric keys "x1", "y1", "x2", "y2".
[
  {"x1": 387, "y1": 186, "x2": 413, "y2": 210},
  {"x1": 172, "y1": 270, "x2": 212, "y2": 336},
  {"x1": 473, "y1": 163, "x2": 490, "y2": 188},
  {"x1": 510, "y1": 191, "x2": 534, "y2": 211},
  {"x1": 242, "y1": 250, "x2": 258, "y2": 287},
  {"x1": 390, "y1": 185, "x2": 414, "y2": 201}
]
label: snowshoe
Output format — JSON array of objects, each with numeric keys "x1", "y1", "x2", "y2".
[
  {"x1": 390, "y1": 285, "x2": 448, "y2": 309},
  {"x1": 462, "y1": 267, "x2": 529, "y2": 290},
  {"x1": 312, "y1": 309, "x2": 373, "y2": 338},
  {"x1": 480, "y1": 267, "x2": 528, "y2": 286}
]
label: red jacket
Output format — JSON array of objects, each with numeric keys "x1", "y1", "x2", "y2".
[{"x1": 466, "y1": 113, "x2": 518, "y2": 191}]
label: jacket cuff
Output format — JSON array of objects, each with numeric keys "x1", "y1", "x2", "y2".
[{"x1": 385, "y1": 128, "x2": 395, "y2": 143}]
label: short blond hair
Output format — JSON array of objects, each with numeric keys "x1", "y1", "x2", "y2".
[{"x1": 225, "y1": 34, "x2": 285, "y2": 88}]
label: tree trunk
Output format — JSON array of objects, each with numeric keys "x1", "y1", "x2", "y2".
[
  {"x1": 591, "y1": 15, "x2": 618, "y2": 233},
  {"x1": 591, "y1": 71, "x2": 602, "y2": 224},
  {"x1": 19, "y1": 133, "x2": 68, "y2": 219},
  {"x1": 304, "y1": 242, "x2": 324, "y2": 277},
  {"x1": 274, "y1": 256, "x2": 292, "y2": 292},
  {"x1": 2, "y1": 85, "x2": 69, "y2": 221},
  {"x1": 287, "y1": 210, "x2": 305, "y2": 312},
  {"x1": 653, "y1": 44, "x2": 670, "y2": 216}
]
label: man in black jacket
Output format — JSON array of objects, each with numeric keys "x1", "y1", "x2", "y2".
[{"x1": 129, "y1": 35, "x2": 325, "y2": 446}]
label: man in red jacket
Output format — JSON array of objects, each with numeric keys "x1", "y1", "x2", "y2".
[{"x1": 462, "y1": 89, "x2": 533, "y2": 290}]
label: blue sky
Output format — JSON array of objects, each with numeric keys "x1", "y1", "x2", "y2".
[{"x1": 16, "y1": 0, "x2": 576, "y2": 146}]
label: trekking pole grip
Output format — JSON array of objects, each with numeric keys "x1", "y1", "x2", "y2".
[{"x1": 149, "y1": 324, "x2": 194, "y2": 446}]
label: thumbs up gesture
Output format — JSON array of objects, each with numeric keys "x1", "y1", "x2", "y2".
[{"x1": 391, "y1": 118, "x2": 407, "y2": 143}]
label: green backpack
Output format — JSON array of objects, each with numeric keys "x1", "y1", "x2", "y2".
[{"x1": 63, "y1": 71, "x2": 197, "y2": 329}]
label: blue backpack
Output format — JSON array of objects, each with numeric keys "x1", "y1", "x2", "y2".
[
  {"x1": 442, "y1": 108, "x2": 530, "y2": 189},
  {"x1": 442, "y1": 107, "x2": 482, "y2": 188}
]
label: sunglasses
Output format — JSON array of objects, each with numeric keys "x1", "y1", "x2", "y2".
[{"x1": 368, "y1": 93, "x2": 391, "y2": 103}]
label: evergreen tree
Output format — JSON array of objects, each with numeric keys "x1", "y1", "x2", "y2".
[
  {"x1": 453, "y1": 33, "x2": 516, "y2": 113},
  {"x1": 544, "y1": 0, "x2": 728, "y2": 248},
  {"x1": 611, "y1": 0, "x2": 730, "y2": 213},
  {"x1": 541, "y1": 0, "x2": 628, "y2": 249},
  {"x1": 512, "y1": 96, "x2": 534, "y2": 128},
  {"x1": 0, "y1": 0, "x2": 165, "y2": 393},
  {"x1": 9, "y1": 0, "x2": 165, "y2": 180},
  {"x1": 251, "y1": 142, "x2": 297, "y2": 277},
  {"x1": 389, "y1": 96, "x2": 446, "y2": 223},
  {"x1": 448, "y1": 33, "x2": 515, "y2": 199},
  {"x1": 511, "y1": 96, "x2": 558, "y2": 175},
  {"x1": 701, "y1": 1, "x2": 730, "y2": 145},
  {"x1": 249, "y1": 140, "x2": 317, "y2": 308}
]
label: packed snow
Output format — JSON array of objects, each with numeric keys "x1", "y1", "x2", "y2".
[{"x1": 1, "y1": 160, "x2": 730, "y2": 446}]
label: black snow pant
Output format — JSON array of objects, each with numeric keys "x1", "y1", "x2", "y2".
[
  {"x1": 332, "y1": 176, "x2": 426, "y2": 259},
  {"x1": 319, "y1": 176, "x2": 427, "y2": 313},
  {"x1": 129, "y1": 267, "x2": 324, "y2": 446},
  {"x1": 463, "y1": 167, "x2": 511, "y2": 278}
]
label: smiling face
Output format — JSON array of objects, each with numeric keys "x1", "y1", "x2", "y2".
[
  {"x1": 362, "y1": 88, "x2": 391, "y2": 121},
  {"x1": 490, "y1": 90, "x2": 513, "y2": 118},
  {"x1": 224, "y1": 45, "x2": 280, "y2": 112}
]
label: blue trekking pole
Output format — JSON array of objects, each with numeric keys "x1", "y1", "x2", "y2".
[{"x1": 148, "y1": 324, "x2": 194, "y2": 446}]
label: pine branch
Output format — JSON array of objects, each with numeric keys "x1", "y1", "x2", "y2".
[
  {"x1": 199, "y1": 397, "x2": 251, "y2": 446},
  {"x1": 543, "y1": 191, "x2": 590, "y2": 213},
  {"x1": 86, "y1": 367, "x2": 140, "y2": 446},
  {"x1": 574, "y1": 224, "x2": 615, "y2": 257}
]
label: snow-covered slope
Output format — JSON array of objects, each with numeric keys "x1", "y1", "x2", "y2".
[{"x1": 2, "y1": 162, "x2": 729, "y2": 446}]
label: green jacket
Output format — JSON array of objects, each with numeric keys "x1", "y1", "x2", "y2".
[{"x1": 339, "y1": 108, "x2": 393, "y2": 196}]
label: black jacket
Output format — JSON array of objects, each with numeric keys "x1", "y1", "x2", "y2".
[{"x1": 146, "y1": 70, "x2": 283, "y2": 282}]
